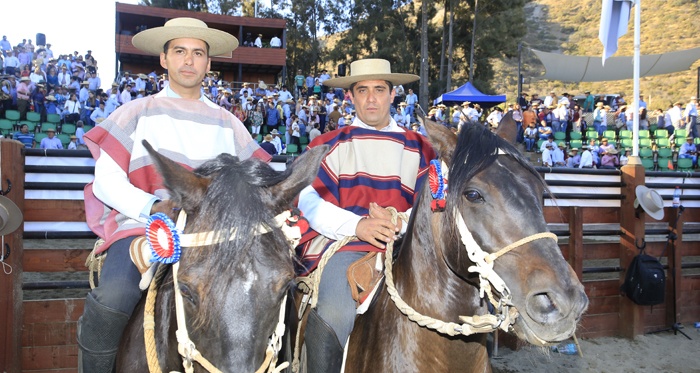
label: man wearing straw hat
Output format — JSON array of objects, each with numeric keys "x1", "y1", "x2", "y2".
[
  {"x1": 296, "y1": 58, "x2": 436, "y2": 373},
  {"x1": 77, "y1": 18, "x2": 270, "y2": 372}
]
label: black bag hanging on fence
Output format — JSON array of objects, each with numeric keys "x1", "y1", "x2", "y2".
[{"x1": 620, "y1": 249, "x2": 665, "y2": 306}]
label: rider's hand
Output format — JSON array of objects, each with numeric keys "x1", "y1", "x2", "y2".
[
  {"x1": 356, "y1": 216, "x2": 398, "y2": 250},
  {"x1": 368, "y1": 202, "x2": 402, "y2": 233},
  {"x1": 150, "y1": 200, "x2": 180, "y2": 222}
]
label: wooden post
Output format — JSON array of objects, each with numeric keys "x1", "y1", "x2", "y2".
[
  {"x1": 665, "y1": 207, "x2": 684, "y2": 327},
  {"x1": 0, "y1": 140, "x2": 25, "y2": 373},
  {"x1": 619, "y1": 163, "x2": 645, "y2": 338},
  {"x1": 568, "y1": 206, "x2": 583, "y2": 281}
]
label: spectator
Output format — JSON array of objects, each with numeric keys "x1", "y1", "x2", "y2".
[
  {"x1": 260, "y1": 134, "x2": 277, "y2": 155},
  {"x1": 543, "y1": 91, "x2": 556, "y2": 108},
  {"x1": 542, "y1": 142, "x2": 555, "y2": 166},
  {"x1": 685, "y1": 96, "x2": 698, "y2": 138},
  {"x1": 567, "y1": 148, "x2": 581, "y2": 168},
  {"x1": 620, "y1": 148, "x2": 631, "y2": 166},
  {"x1": 583, "y1": 91, "x2": 594, "y2": 113},
  {"x1": 270, "y1": 35, "x2": 281, "y2": 48},
  {"x1": 40, "y1": 128, "x2": 63, "y2": 149},
  {"x1": 250, "y1": 105, "x2": 263, "y2": 135},
  {"x1": 593, "y1": 102, "x2": 606, "y2": 137},
  {"x1": 64, "y1": 93, "x2": 81, "y2": 123},
  {"x1": 638, "y1": 95, "x2": 647, "y2": 109},
  {"x1": 524, "y1": 123, "x2": 537, "y2": 152},
  {"x1": 539, "y1": 121, "x2": 553, "y2": 141},
  {"x1": 679, "y1": 137, "x2": 697, "y2": 166},
  {"x1": 120, "y1": 84, "x2": 132, "y2": 104},
  {"x1": 30, "y1": 66, "x2": 45, "y2": 85},
  {"x1": 13, "y1": 123, "x2": 35, "y2": 148},
  {"x1": 587, "y1": 138, "x2": 601, "y2": 165},
  {"x1": 16, "y1": 77, "x2": 31, "y2": 119},
  {"x1": 579, "y1": 146, "x2": 594, "y2": 168},
  {"x1": 0, "y1": 36, "x2": 11, "y2": 57},
  {"x1": 572, "y1": 104, "x2": 584, "y2": 132},
  {"x1": 67, "y1": 135, "x2": 78, "y2": 150},
  {"x1": 600, "y1": 148, "x2": 619, "y2": 169},
  {"x1": 4, "y1": 51, "x2": 19, "y2": 76},
  {"x1": 254, "y1": 34, "x2": 263, "y2": 48},
  {"x1": 512, "y1": 104, "x2": 524, "y2": 142},
  {"x1": 552, "y1": 142, "x2": 567, "y2": 167},
  {"x1": 639, "y1": 107, "x2": 648, "y2": 131},
  {"x1": 486, "y1": 107, "x2": 502, "y2": 127},
  {"x1": 309, "y1": 123, "x2": 321, "y2": 142},
  {"x1": 267, "y1": 101, "x2": 281, "y2": 127}
]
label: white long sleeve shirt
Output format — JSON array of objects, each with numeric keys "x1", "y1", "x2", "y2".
[
  {"x1": 298, "y1": 118, "x2": 410, "y2": 240},
  {"x1": 579, "y1": 150, "x2": 593, "y2": 168}
]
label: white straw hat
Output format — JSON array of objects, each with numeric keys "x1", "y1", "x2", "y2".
[
  {"x1": 0, "y1": 196, "x2": 22, "y2": 236},
  {"x1": 634, "y1": 186, "x2": 664, "y2": 221},
  {"x1": 132, "y1": 18, "x2": 238, "y2": 56},
  {"x1": 322, "y1": 59, "x2": 419, "y2": 89}
]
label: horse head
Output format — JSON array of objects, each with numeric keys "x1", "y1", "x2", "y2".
[
  {"x1": 143, "y1": 141, "x2": 328, "y2": 371},
  {"x1": 420, "y1": 113, "x2": 588, "y2": 346}
]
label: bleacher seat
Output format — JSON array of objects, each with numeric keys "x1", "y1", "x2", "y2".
[
  {"x1": 639, "y1": 148, "x2": 653, "y2": 158},
  {"x1": 654, "y1": 129, "x2": 668, "y2": 139},
  {"x1": 57, "y1": 134, "x2": 71, "y2": 148},
  {"x1": 5, "y1": 110, "x2": 20, "y2": 124},
  {"x1": 641, "y1": 158, "x2": 654, "y2": 170},
  {"x1": 620, "y1": 139, "x2": 633, "y2": 148},
  {"x1": 536, "y1": 139, "x2": 545, "y2": 151},
  {"x1": 570, "y1": 140, "x2": 582, "y2": 149},
  {"x1": 34, "y1": 133, "x2": 48, "y2": 147},
  {"x1": 695, "y1": 138, "x2": 700, "y2": 145},
  {"x1": 639, "y1": 130, "x2": 650, "y2": 139},
  {"x1": 256, "y1": 134, "x2": 262, "y2": 142},
  {"x1": 570, "y1": 132, "x2": 582, "y2": 140},
  {"x1": 41, "y1": 123, "x2": 56, "y2": 132},
  {"x1": 675, "y1": 129, "x2": 687, "y2": 138},
  {"x1": 677, "y1": 158, "x2": 694, "y2": 171},
  {"x1": 299, "y1": 136, "x2": 309, "y2": 146},
  {"x1": 649, "y1": 124, "x2": 658, "y2": 133},
  {"x1": 586, "y1": 131, "x2": 598, "y2": 140},
  {"x1": 639, "y1": 139, "x2": 652, "y2": 148},
  {"x1": 619, "y1": 130, "x2": 632, "y2": 140},
  {"x1": 286, "y1": 144, "x2": 299, "y2": 156},
  {"x1": 656, "y1": 138, "x2": 670, "y2": 148},
  {"x1": 675, "y1": 137, "x2": 687, "y2": 147},
  {"x1": 46, "y1": 113, "x2": 61, "y2": 124},
  {"x1": 278, "y1": 126, "x2": 286, "y2": 134},
  {"x1": 0, "y1": 119, "x2": 13, "y2": 136},
  {"x1": 84, "y1": 125, "x2": 94, "y2": 132},
  {"x1": 658, "y1": 148, "x2": 673, "y2": 159},
  {"x1": 554, "y1": 132, "x2": 566, "y2": 141},
  {"x1": 603, "y1": 130, "x2": 616, "y2": 140},
  {"x1": 657, "y1": 158, "x2": 672, "y2": 170},
  {"x1": 61, "y1": 124, "x2": 76, "y2": 135},
  {"x1": 26, "y1": 112, "x2": 41, "y2": 123}
]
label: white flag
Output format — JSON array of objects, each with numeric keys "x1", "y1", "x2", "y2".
[{"x1": 599, "y1": 0, "x2": 632, "y2": 66}]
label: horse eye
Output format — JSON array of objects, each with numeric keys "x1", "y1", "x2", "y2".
[
  {"x1": 465, "y1": 190, "x2": 483, "y2": 203},
  {"x1": 179, "y1": 284, "x2": 197, "y2": 304}
]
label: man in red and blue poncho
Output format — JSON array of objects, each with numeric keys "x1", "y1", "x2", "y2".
[{"x1": 297, "y1": 58, "x2": 436, "y2": 373}]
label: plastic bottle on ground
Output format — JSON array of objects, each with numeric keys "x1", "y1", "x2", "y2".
[
  {"x1": 672, "y1": 186, "x2": 681, "y2": 208},
  {"x1": 551, "y1": 343, "x2": 578, "y2": 355}
]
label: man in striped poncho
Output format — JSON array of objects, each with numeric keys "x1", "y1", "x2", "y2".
[
  {"x1": 77, "y1": 18, "x2": 270, "y2": 372},
  {"x1": 296, "y1": 59, "x2": 436, "y2": 373}
]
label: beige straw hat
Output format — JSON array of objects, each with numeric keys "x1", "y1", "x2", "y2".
[
  {"x1": 132, "y1": 17, "x2": 239, "y2": 56},
  {"x1": 634, "y1": 186, "x2": 664, "y2": 220},
  {"x1": 0, "y1": 196, "x2": 22, "y2": 236},
  {"x1": 322, "y1": 59, "x2": 419, "y2": 89}
]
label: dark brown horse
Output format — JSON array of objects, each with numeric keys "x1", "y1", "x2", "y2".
[
  {"x1": 331, "y1": 114, "x2": 587, "y2": 372},
  {"x1": 116, "y1": 141, "x2": 328, "y2": 372}
]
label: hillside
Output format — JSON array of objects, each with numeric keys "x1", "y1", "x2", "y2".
[{"x1": 493, "y1": 0, "x2": 700, "y2": 108}]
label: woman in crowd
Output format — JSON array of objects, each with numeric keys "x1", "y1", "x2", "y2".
[
  {"x1": 63, "y1": 93, "x2": 81, "y2": 124},
  {"x1": 312, "y1": 80, "x2": 322, "y2": 98},
  {"x1": 512, "y1": 104, "x2": 524, "y2": 142},
  {"x1": 325, "y1": 118, "x2": 336, "y2": 133},
  {"x1": 31, "y1": 83, "x2": 45, "y2": 120},
  {"x1": 250, "y1": 105, "x2": 263, "y2": 135},
  {"x1": 20, "y1": 65, "x2": 31, "y2": 78},
  {"x1": 30, "y1": 65, "x2": 45, "y2": 85},
  {"x1": 524, "y1": 123, "x2": 538, "y2": 152},
  {"x1": 233, "y1": 101, "x2": 247, "y2": 124},
  {"x1": 83, "y1": 91, "x2": 98, "y2": 126},
  {"x1": 639, "y1": 107, "x2": 648, "y2": 130},
  {"x1": 45, "y1": 66, "x2": 58, "y2": 92}
]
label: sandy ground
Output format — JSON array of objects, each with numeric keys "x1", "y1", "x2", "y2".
[{"x1": 491, "y1": 332, "x2": 700, "y2": 373}]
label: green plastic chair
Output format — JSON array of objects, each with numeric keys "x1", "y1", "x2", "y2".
[
  {"x1": 41, "y1": 123, "x2": 56, "y2": 132},
  {"x1": 26, "y1": 112, "x2": 41, "y2": 123},
  {"x1": 33, "y1": 133, "x2": 48, "y2": 147},
  {"x1": 5, "y1": 110, "x2": 20, "y2": 123},
  {"x1": 639, "y1": 139, "x2": 652, "y2": 148},
  {"x1": 286, "y1": 144, "x2": 299, "y2": 156},
  {"x1": 586, "y1": 131, "x2": 598, "y2": 140},
  {"x1": 61, "y1": 124, "x2": 76, "y2": 135},
  {"x1": 84, "y1": 125, "x2": 94, "y2": 132},
  {"x1": 278, "y1": 126, "x2": 286, "y2": 134},
  {"x1": 570, "y1": 140, "x2": 582, "y2": 149},
  {"x1": 603, "y1": 130, "x2": 616, "y2": 140},
  {"x1": 299, "y1": 136, "x2": 309, "y2": 146},
  {"x1": 0, "y1": 119, "x2": 13, "y2": 136},
  {"x1": 656, "y1": 138, "x2": 670, "y2": 148},
  {"x1": 587, "y1": 139, "x2": 600, "y2": 146},
  {"x1": 537, "y1": 139, "x2": 545, "y2": 151},
  {"x1": 658, "y1": 148, "x2": 673, "y2": 158},
  {"x1": 649, "y1": 124, "x2": 658, "y2": 133},
  {"x1": 675, "y1": 129, "x2": 687, "y2": 138},
  {"x1": 675, "y1": 137, "x2": 687, "y2": 147},
  {"x1": 620, "y1": 139, "x2": 633, "y2": 148},
  {"x1": 46, "y1": 113, "x2": 61, "y2": 124},
  {"x1": 554, "y1": 132, "x2": 566, "y2": 141},
  {"x1": 619, "y1": 130, "x2": 632, "y2": 140},
  {"x1": 570, "y1": 132, "x2": 582, "y2": 140},
  {"x1": 677, "y1": 158, "x2": 694, "y2": 171},
  {"x1": 654, "y1": 129, "x2": 668, "y2": 139},
  {"x1": 57, "y1": 134, "x2": 71, "y2": 148},
  {"x1": 256, "y1": 134, "x2": 262, "y2": 142},
  {"x1": 641, "y1": 158, "x2": 654, "y2": 170},
  {"x1": 639, "y1": 148, "x2": 653, "y2": 158},
  {"x1": 695, "y1": 138, "x2": 700, "y2": 145},
  {"x1": 657, "y1": 158, "x2": 672, "y2": 170},
  {"x1": 638, "y1": 130, "x2": 650, "y2": 139}
]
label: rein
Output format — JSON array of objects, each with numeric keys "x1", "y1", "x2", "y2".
[{"x1": 144, "y1": 209, "x2": 301, "y2": 373}]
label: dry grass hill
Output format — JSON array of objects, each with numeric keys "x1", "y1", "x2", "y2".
[{"x1": 494, "y1": 0, "x2": 700, "y2": 108}]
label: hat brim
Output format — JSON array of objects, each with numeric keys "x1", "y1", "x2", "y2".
[
  {"x1": 635, "y1": 186, "x2": 665, "y2": 220},
  {"x1": 132, "y1": 26, "x2": 239, "y2": 57},
  {"x1": 0, "y1": 196, "x2": 23, "y2": 236},
  {"x1": 323, "y1": 73, "x2": 419, "y2": 89}
]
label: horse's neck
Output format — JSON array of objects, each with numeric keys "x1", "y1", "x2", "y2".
[{"x1": 391, "y1": 185, "x2": 482, "y2": 319}]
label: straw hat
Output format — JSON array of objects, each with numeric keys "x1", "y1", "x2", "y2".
[
  {"x1": 0, "y1": 196, "x2": 22, "y2": 236},
  {"x1": 45, "y1": 96, "x2": 57, "y2": 101},
  {"x1": 264, "y1": 134, "x2": 273, "y2": 142},
  {"x1": 634, "y1": 186, "x2": 664, "y2": 220},
  {"x1": 138, "y1": 74, "x2": 148, "y2": 79},
  {"x1": 596, "y1": 102, "x2": 604, "y2": 107},
  {"x1": 259, "y1": 82, "x2": 268, "y2": 89},
  {"x1": 95, "y1": 117, "x2": 107, "y2": 123},
  {"x1": 462, "y1": 101, "x2": 471, "y2": 106},
  {"x1": 606, "y1": 148, "x2": 618, "y2": 155},
  {"x1": 70, "y1": 135, "x2": 77, "y2": 140},
  {"x1": 20, "y1": 77, "x2": 30, "y2": 82},
  {"x1": 558, "y1": 142, "x2": 566, "y2": 147},
  {"x1": 322, "y1": 59, "x2": 419, "y2": 89},
  {"x1": 438, "y1": 104, "x2": 446, "y2": 108},
  {"x1": 270, "y1": 129, "x2": 280, "y2": 135},
  {"x1": 131, "y1": 17, "x2": 239, "y2": 56}
]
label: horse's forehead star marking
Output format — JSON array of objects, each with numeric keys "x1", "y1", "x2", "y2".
[{"x1": 242, "y1": 270, "x2": 258, "y2": 296}]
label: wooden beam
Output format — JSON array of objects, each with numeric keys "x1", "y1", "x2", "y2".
[
  {"x1": 568, "y1": 206, "x2": 583, "y2": 281},
  {"x1": 665, "y1": 207, "x2": 683, "y2": 328},
  {"x1": 24, "y1": 200, "x2": 85, "y2": 222},
  {"x1": 23, "y1": 322, "x2": 77, "y2": 347},
  {"x1": 22, "y1": 345, "x2": 78, "y2": 371},
  {"x1": 23, "y1": 299, "x2": 85, "y2": 324},
  {"x1": 0, "y1": 140, "x2": 25, "y2": 373},
  {"x1": 23, "y1": 249, "x2": 90, "y2": 272},
  {"x1": 618, "y1": 163, "x2": 646, "y2": 338}
]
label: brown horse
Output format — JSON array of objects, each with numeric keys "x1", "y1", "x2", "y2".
[
  {"x1": 116, "y1": 141, "x2": 328, "y2": 372},
  {"x1": 315, "y1": 114, "x2": 587, "y2": 372}
]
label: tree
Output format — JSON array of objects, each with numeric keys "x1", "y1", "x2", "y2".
[{"x1": 140, "y1": 0, "x2": 209, "y2": 11}]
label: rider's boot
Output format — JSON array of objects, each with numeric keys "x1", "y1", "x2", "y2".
[
  {"x1": 305, "y1": 308, "x2": 344, "y2": 373},
  {"x1": 77, "y1": 293, "x2": 130, "y2": 373}
]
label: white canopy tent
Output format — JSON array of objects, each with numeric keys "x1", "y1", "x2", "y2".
[{"x1": 531, "y1": 47, "x2": 700, "y2": 82}]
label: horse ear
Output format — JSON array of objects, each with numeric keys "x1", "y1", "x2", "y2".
[
  {"x1": 141, "y1": 140, "x2": 210, "y2": 215},
  {"x1": 495, "y1": 111, "x2": 518, "y2": 144},
  {"x1": 419, "y1": 113, "x2": 457, "y2": 164},
  {"x1": 268, "y1": 145, "x2": 330, "y2": 212}
]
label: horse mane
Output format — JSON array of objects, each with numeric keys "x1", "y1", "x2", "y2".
[
  {"x1": 182, "y1": 154, "x2": 294, "y2": 326},
  {"x1": 445, "y1": 121, "x2": 549, "y2": 227}
]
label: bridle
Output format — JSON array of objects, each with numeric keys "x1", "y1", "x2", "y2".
[{"x1": 146, "y1": 209, "x2": 303, "y2": 373}]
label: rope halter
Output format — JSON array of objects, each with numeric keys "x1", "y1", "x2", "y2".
[{"x1": 146, "y1": 209, "x2": 301, "y2": 373}]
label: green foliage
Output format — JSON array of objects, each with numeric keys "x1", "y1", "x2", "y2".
[{"x1": 140, "y1": 0, "x2": 209, "y2": 11}]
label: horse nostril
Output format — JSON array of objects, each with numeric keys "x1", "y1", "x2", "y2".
[{"x1": 527, "y1": 292, "x2": 561, "y2": 324}]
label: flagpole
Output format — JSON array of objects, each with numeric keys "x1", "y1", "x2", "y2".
[{"x1": 630, "y1": 0, "x2": 641, "y2": 164}]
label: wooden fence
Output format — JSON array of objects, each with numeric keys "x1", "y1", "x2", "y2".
[{"x1": 1, "y1": 143, "x2": 699, "y2": 372}]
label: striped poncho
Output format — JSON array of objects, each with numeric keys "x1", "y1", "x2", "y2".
[
  {"x1": 84, "y1": 90, "x2": 270, "y2": 254},
  {"x1": 296, "y1": 126, "x2": 436, "y2": 275}
]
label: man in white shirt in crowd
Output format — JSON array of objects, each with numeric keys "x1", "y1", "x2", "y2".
[
  {"x1": 120, "y1": 83, "x2": 132, "y2": 104},
  {"x1": 405, "y1": 88, "x2": 418, "y2": 122},
  {"x1": 542, "y1": 142, "x2": 554, "y2": 166},
  {"x1": 270, "y1": 34, "x2": 281, "y2": 48},
  {"x1": 543, "y1": 91, "x2": 556, "y2": 108},
  {"x1": 278, "y1": 85, "x2": 293, "y2": 102},
  {"x1": 254, "y1": 33, "x2": 263, "y2": 48},
  {"x1": 552, "y1": 142, "x2": 567, "y2": 167},
  {"x1": 487, "y1": 107, "x2": 503, "y2": 127},
  {"x1": 638, "y1": 94, "x2": 647, "y2": 109},
  {"x1": 685, "y1": 96, "x2": 698, "y2": 138},
  {"x1": 679, "y1": 136, "x2": 697, "y2": 166},
  {"x1": 0, "y1": 36, "x2": 11, "y2": 57},
  {"x1": 579, "y1": 146, "x2": 594, "y2": 168},
  {"x1": 4, "y1": 50, "x2": 20, "y2": 76}
]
